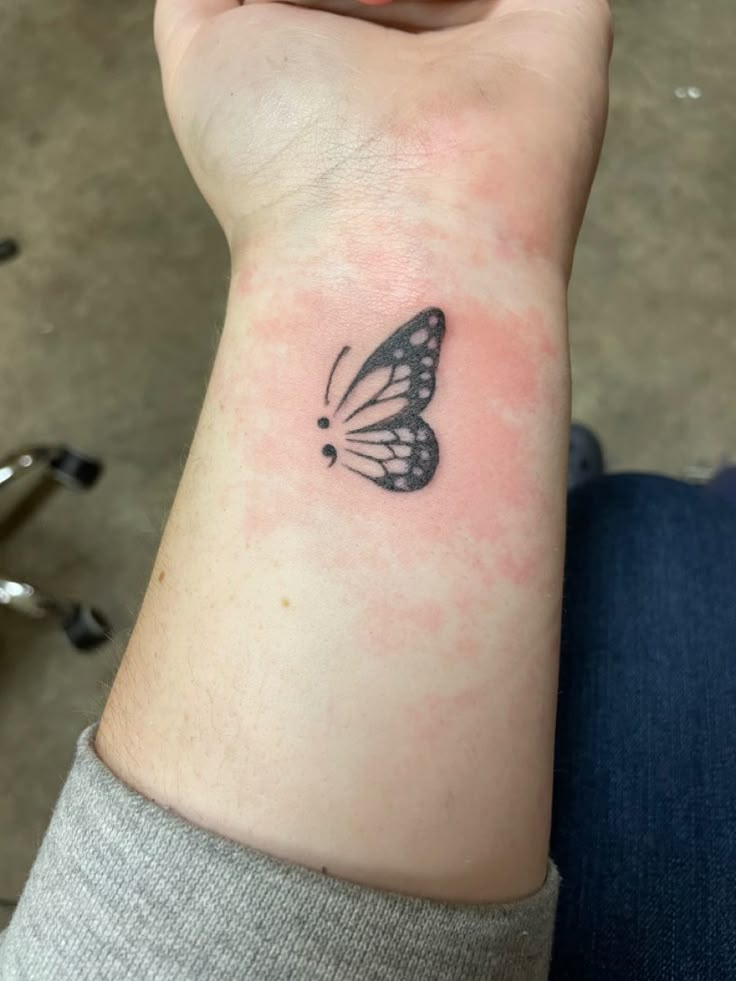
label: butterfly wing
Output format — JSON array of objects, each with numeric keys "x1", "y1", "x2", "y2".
[
  {"x1": 342, "y1": 415, "x2": 439, "y2": 492},
  {"x1": 329, "y1": 308, "x2": 445, "y2": 492},
  {"x1": 335, "y1": 308, "x2": 445, "y2": 426}
]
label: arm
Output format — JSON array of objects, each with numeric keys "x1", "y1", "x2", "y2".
[
  {"x1": 2, "y1": 1, "x2": 611, "y2": 977},
  {"x1": 97, "y1": 0, "x2": 610, "y2": 904},
  {"x1": 100, "y1": 243, "x2": 566, "y2": 904},
  {"x1": 94, "y1": 0, "x2": 611, "y2": 904}
]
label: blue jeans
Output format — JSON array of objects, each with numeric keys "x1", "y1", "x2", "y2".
[{"x1": 550, "y1": 475, "x2": 736, "y2": 981}]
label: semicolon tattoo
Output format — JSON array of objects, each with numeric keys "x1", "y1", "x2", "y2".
[{"x1": 315, "y1": 308, "x2": 445, "y2": 493}]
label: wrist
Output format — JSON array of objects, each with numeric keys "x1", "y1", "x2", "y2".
[{"x1": 227, "y1": 208, "x2": 569, "y2": 331}]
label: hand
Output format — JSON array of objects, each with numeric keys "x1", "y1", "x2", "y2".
[{"x1": 155, "y1": 0, "x2": 612, "y2": 274}]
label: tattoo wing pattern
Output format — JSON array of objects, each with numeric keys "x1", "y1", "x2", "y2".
[{"x1": 318, "y1": 308, "x2": 445, "y2": 492}]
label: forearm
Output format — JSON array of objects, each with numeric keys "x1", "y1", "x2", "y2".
[{"x1": 97, "y1": 215, "x2": 569, "y2": 904}]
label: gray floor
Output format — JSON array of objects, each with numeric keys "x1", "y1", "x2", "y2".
[{"x1": 1, "y1": 0, "x2": 734, "y2": 919}]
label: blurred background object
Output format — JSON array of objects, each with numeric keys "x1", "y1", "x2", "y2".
[
  {"x1": 0, "y1": 445, "x2": 111, "y2": 651},
  {"x1": 0, "y1": 239, "x2": 20, "y2": 264},
  {"x1": 0, "y1": 0, "x2": 734, "y2": 926}
]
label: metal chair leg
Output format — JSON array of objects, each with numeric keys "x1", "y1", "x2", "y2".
[
  {"x1": 0, "y1": 577, "x2": 111, "y2": 652},
  {"x1": 0, "y1": 446, "x2": 102, "y2": 493},
  {"x1": 1, "y1": 444, "x2": 110, "y2": 650}
]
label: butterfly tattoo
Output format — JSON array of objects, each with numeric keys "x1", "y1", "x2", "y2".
[{"x1": 317, "y1": 308, "x2": 445, "y2": 492}]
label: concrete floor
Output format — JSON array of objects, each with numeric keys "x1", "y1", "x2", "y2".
[{"x1": 1, "y1": 0, "x2": 734, "y2": 919}]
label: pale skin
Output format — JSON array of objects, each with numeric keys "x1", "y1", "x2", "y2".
[{"x1": 96, "y1": 0, "x2": 612, "y2": 904}]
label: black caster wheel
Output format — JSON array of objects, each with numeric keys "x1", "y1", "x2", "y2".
[
  {"x1": 62, "y1": 604, "x2": 111, "y2": 652},
  {"x1": 568, "y1": 423, "x2": 605, "y2": 491},
  {"x1": 50, "y1": 448, "x2": 103, "y2": 490},
  {"x1": 0, "y1": 238, "x2": 19, "y2": 263}
]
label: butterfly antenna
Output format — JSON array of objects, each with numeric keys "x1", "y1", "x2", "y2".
[{"x1": 324, "y1": 345, "x2": 350, "y2": 406}]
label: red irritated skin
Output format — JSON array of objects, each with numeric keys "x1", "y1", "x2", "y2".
[{"x1": 97, "y1": 0, "x2": 612, "y2": 905}]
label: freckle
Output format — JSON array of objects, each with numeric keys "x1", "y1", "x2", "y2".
[
  {"x1": 157, "y1": 570, "x2": 166, "y2": 584},
  {"x1": 281, "y1": 597, "x2": 290, "y2": 608}
]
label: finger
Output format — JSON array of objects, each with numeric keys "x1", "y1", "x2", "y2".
[
  {"x1": 251, "y1": 0, "x2": 485, "y2": 32},
  {"x1": 154, "y1": 0, "x2": 241, "y2": 68},
  {"x1": 487, "y1": 0, "x2": 611, "y2": 27}
]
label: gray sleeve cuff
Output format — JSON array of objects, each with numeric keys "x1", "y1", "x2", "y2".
[{"x1": 1, "y1": 725, "x2": 559, "y2": 980}]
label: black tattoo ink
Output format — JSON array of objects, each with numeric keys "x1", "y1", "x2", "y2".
[
  {"x1": 324, "y1": 346, "x2": 351, "y2": 406},
  {"x1": 315, "y1": 308, "x2": 445, "y2": 492},
  {"x1": 322, "y1": 444, "x2": 337, "y2": 466}
]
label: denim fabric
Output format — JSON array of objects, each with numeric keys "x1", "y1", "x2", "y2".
[
  {"x1": 551, "y1": 475, "x2": 736, "y2": 981},
  {"x1": 707, "y1": 466, "x2": 736, "y2": 508}
]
